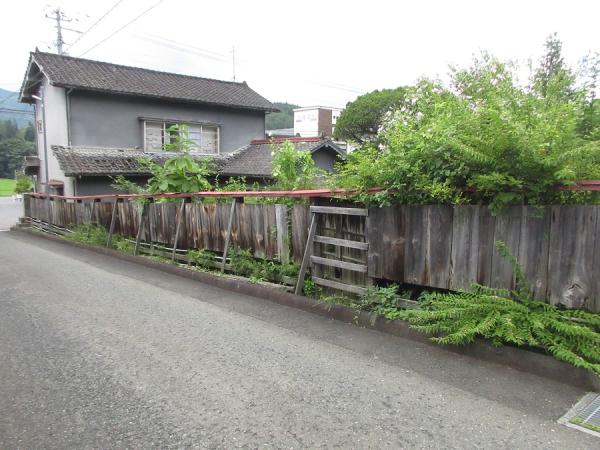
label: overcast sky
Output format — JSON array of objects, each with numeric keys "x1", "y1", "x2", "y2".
[{"x1": 2, "y1": 0, "x2": 599, "y2": 107}]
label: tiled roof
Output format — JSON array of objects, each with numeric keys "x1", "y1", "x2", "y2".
[
  {"x1": 222, "y1": 138, "x2": 344, "y2": 178},
  {"x1": 23, "y1": 52, "x2": 276, "y2": 111},
  {"x1": 52, "y1": 138, "x2": 344, "y2": 179},
  {"x1": 52, "y1": 146, "x2": 229, "y2": 177}
]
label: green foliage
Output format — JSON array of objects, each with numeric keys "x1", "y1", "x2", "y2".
[
  {"x1": 110, "y1": 175, "x2": 148, "y2": 195},
  {"x1": 334, "y1": 87, "x2": 408, "y2": 143},
  {"x1": 143, "y1": 125, "x2": 214, "y2": 194},
  {"x1": 0, "y1": 178, "x2": 16, "y2": 196},
  {"x1": 334, "y1": 37, "x2": 600, "y2": 212},
  {"x1": 188, "y1": 248, "x2": 216, "y2": 269},
  {"x1": 115, "y1": 239, "x2": 134, "y2": 253},
  {"x1": 216, "y1": 176, "x2": 247, "y2": 193},
  {"x1": 394, "y1": 243, "x2": 600, "y2": 376},
  {"x1": 14, "y1": 176, "x2": 33, "y2": 194},
  {"x1": 271, "y1": 141, "x2": 324, "y2": 190},
  {"x1": 66, "y1": 224, "x2": 110, "y2": 247},
  {"x1": 354, "y1": 285, "x2": 406, "y2": 319},
  {"x1": 0, "y1": 136, "x2": 35, "y2": 179},
  {"x1": 66, "y1": 224, "x2": 133, "y2": 251},
  {"x1": 228, "y1": 247, "x2": 299, "y2": 283},
  {"x1": 302, "y1": 278, "x2": 320, "y2": 298},
  {"x1": 265, "y1": 102, "x2": 299, "y2": 130}
]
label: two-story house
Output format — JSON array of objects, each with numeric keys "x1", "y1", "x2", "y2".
[{"x1": 20, "y1": 51, "x2": 344, "y2": 195}]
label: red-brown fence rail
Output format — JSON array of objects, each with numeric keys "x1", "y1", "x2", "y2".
[{"x1": 22, "y1": 193, "x2": 600, "y2": 312}]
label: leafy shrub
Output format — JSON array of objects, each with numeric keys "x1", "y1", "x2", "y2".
[
  {"x1": 14, "y1": 176, "x2": 33, "y2": 194},
  {"x1": 395, "y1": 242, "x2": 600, "y2": 375},
  {"x1": 188, "y1": 249, "x2": 216, "y2": 269},
  {"x1": 397, "y1": 288, "x2": 600, "y2": 375},
  {"x1": 271, "y1": 141, "x2": 325, "y2": 190},
  {"x1": 354, "y1": 285, "x2": 404, "y2": 318},
  {"x1": 228, "y1": 247, "x2": 299, "y2": 284},
  {"x1": 66, "y1": 224, "x2": 110, "y2": 246},
  {"x1": 303, "y1": 278, "x2": 321, "y2": 298},
  {"x1": 334, "y1": 37, "x2": 600, "y2": 212},
  {"x1": 115, "y1": 239, "x2": 134, "y2": 253}
]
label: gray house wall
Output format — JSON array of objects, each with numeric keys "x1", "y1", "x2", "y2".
[
  {"x1": 312, "y1": 147, "x2": 342, "y2": 172},
  {"x1": 74, "y1": 176, "x2": 149, "y2": 196},
  {"x1": 68, "y1": 91, "x2": 266, "y2": 153}
]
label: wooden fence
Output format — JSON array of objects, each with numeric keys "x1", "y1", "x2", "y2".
[
  {"x1": 23, "y1": 196, "x2": 600, "y2": 312},
  {"x1": 367, "y1": 205, "x2": 600, "y2": 312}
]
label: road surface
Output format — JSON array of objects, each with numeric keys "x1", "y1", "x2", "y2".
[
  {"x1": 0, "y1": 196, "x2": 22, "y2": 230},
  {"x1": 0, "y1": 231, "x2": 597, "y2": 448}
]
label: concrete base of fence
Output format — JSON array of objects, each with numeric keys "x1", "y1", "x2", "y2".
[{"x1": 12, "y1": 226, "x2": 600, "y2": 391}]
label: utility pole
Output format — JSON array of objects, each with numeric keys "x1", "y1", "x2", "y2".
[
  {"x1": 46, "y1": 7, "x2": 71, "y2": 55},
  {"x1": 232, "y1": 46, "x2": 236, "y2": 81}
]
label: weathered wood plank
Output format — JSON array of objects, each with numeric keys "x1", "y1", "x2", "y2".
[
  {"x1": 366, "y1": 206, "x2": 406, "y2": 280},
  {"x1": 518, "y1": 206, "x2": 551, "y2": 299},
  {"x1": 491, "y1": 205, "x2": 522, "y2": 290},
  {"x1": 592, "y1": 207, "x2": 600, "y2": 313},
  {"x1": 295, "y1": 213, "x2": 317, "y2": 295},
  {"x1": 311, "y1": 276, "x2": 367, "y2": 295},
  {"x1": 310, "y1": 205, "x2": 368, "y2": 216},
  {"x1": 291, "y1": 205, "x2": 310, "y2": 263},
  {"x1": 311, "y1": 255, "x2": 368, "y2": 273},
  {"x1": 547, "y1": 206, "x2": 597, "y2": 309},
  {"x1": 313, "y1": 235, "x2": 369, "y2": 250},
  {"x1": 275, "y1": 204, "x2": 290, "y2": 264},
  {"x1": 221, "y1": 199, "x2": 237, "y2": 273}
]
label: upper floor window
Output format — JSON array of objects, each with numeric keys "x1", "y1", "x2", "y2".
[{"x1": 144, "y1": 120, "x2": 220, "y2": 154}]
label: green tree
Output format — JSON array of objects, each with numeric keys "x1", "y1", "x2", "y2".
[
  {"x1": 266, "y1": 102, "x2": 299, "y2": 130},
  {"x1": 334, "y1": 42, "x2": 600, "y2": 211},
  {"x1": 0, "y1": 137, "x2": 35, "y2": 178},
  {"x1": 0, "y1": 119, "x2": 19, "y2": 140},
  {"x1": 533, "y1": 33, "x2": 575, "y2": 100},
  {"x1": 23, "y1": 122, "x2": 36, "y2": 142},
  {"x1": 144, "y1": 125, "x2": 213, "y2": 193},
  {"x1": 333, "y1": 87, "x2": 408, "y2": 143},
  {"x1": 271, "y1": 141, "x2": 323, "y2": 190}
]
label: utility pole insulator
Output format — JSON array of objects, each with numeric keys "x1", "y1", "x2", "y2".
[{"x1": 46, "y1": 7, "x2": 73, "y2": 55}]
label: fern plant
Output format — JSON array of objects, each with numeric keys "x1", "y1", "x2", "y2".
[{"x1": 395, "y1": 241, "x2": 600, "y2": 375}]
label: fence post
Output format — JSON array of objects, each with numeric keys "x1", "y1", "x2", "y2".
[
  {"x1": 106, "y1": 198, "x2": 122, "y2": 247},
  {"x1": 275, "y1": 204, "x2": 290, "y2": 264},
  {"x1": 295, "y1": 212, "x2": 317, "y2": 295},
  {"x1": 221, "y1": 198, "x2": 237, "y2": 273},
  {"x1": 171, "y1": 197, "x2": 188, "y2": 262},
  {"x1": 134, "y1": 201, "x2": 149, "y2": 256}
]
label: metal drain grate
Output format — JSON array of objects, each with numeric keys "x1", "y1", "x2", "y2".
[
  {"x1": 572, "y1": 394, "x2": 600, "y2": 431},
  {"x1": 559, "y1": 393, "x2": 600, "y2": 437}
]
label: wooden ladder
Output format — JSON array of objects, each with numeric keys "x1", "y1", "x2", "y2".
[{"x1": 295, "y1": 205, "x2": 369, "y2": 296}]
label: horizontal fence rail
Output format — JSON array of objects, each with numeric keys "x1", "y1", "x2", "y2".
[{"x1": 21, "y1": 193, "x2": 600, "y2": 312}]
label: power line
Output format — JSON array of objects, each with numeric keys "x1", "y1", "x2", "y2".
[
  {"x1": 66, "y1": 0, "x2": 125, "y2": 52},
  {"x1": 79, "y1": 0, "x2": 165, "y2": 58},
  {"x1": 0, "y1": 108, "x2": 35, "y2": 115},
  {"x1": 23, "y1": 1, "x2": 164, "y2": 88},
  {"x1": 0, "y1": 93, "x2": 17, "y2": 106}
]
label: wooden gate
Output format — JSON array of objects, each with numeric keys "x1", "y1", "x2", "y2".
[{"x1": 295, "y1": 205, "x2": 370, "y2": 295}]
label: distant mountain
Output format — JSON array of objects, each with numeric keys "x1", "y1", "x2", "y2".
[
  {"x1": 266, "y1": 102, "x2": 300, "y2": 130},
  {"x1": 0, "y1": 88, "x2": 34, "y2": 127}
]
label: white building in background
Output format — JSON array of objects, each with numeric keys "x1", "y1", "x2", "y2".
[{"x1": 293, "y1": 106, "x2": 343, "y2": 138}]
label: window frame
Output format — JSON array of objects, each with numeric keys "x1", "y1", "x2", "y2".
[{"x1": 142, "y1": 119, "x2": 220, "y2": 155}]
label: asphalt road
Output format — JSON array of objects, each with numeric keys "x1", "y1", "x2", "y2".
[
  {"x1": 0, "y1": 197, "x2": 22, "y2": 230},
  {"x1": 0, "y1": 232, "x2": 597, "y2": 449}
]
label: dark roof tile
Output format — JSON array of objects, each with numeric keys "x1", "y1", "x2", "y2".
[
  {"x1": 222, "y1": 138, "x2": 344, "y2": 178},
  {"x1": 52, "y1": 146, "x2": 228, "y2": 177},
  {"x1": 24, "y1": 52, "x2": 276, "y2": 111}
]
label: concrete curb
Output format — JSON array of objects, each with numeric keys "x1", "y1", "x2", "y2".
[{"x1": 12, "y1": 226, "x2": 600, "y2": 391}]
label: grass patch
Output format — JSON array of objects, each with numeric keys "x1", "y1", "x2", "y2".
[{"x1": 0, "y1": 178, "x2": 16, "y2": 196}]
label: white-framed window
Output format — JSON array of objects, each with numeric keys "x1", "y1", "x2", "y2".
[{"x1": 143, "y1": 120, "x2": 220, "y2": 154}]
